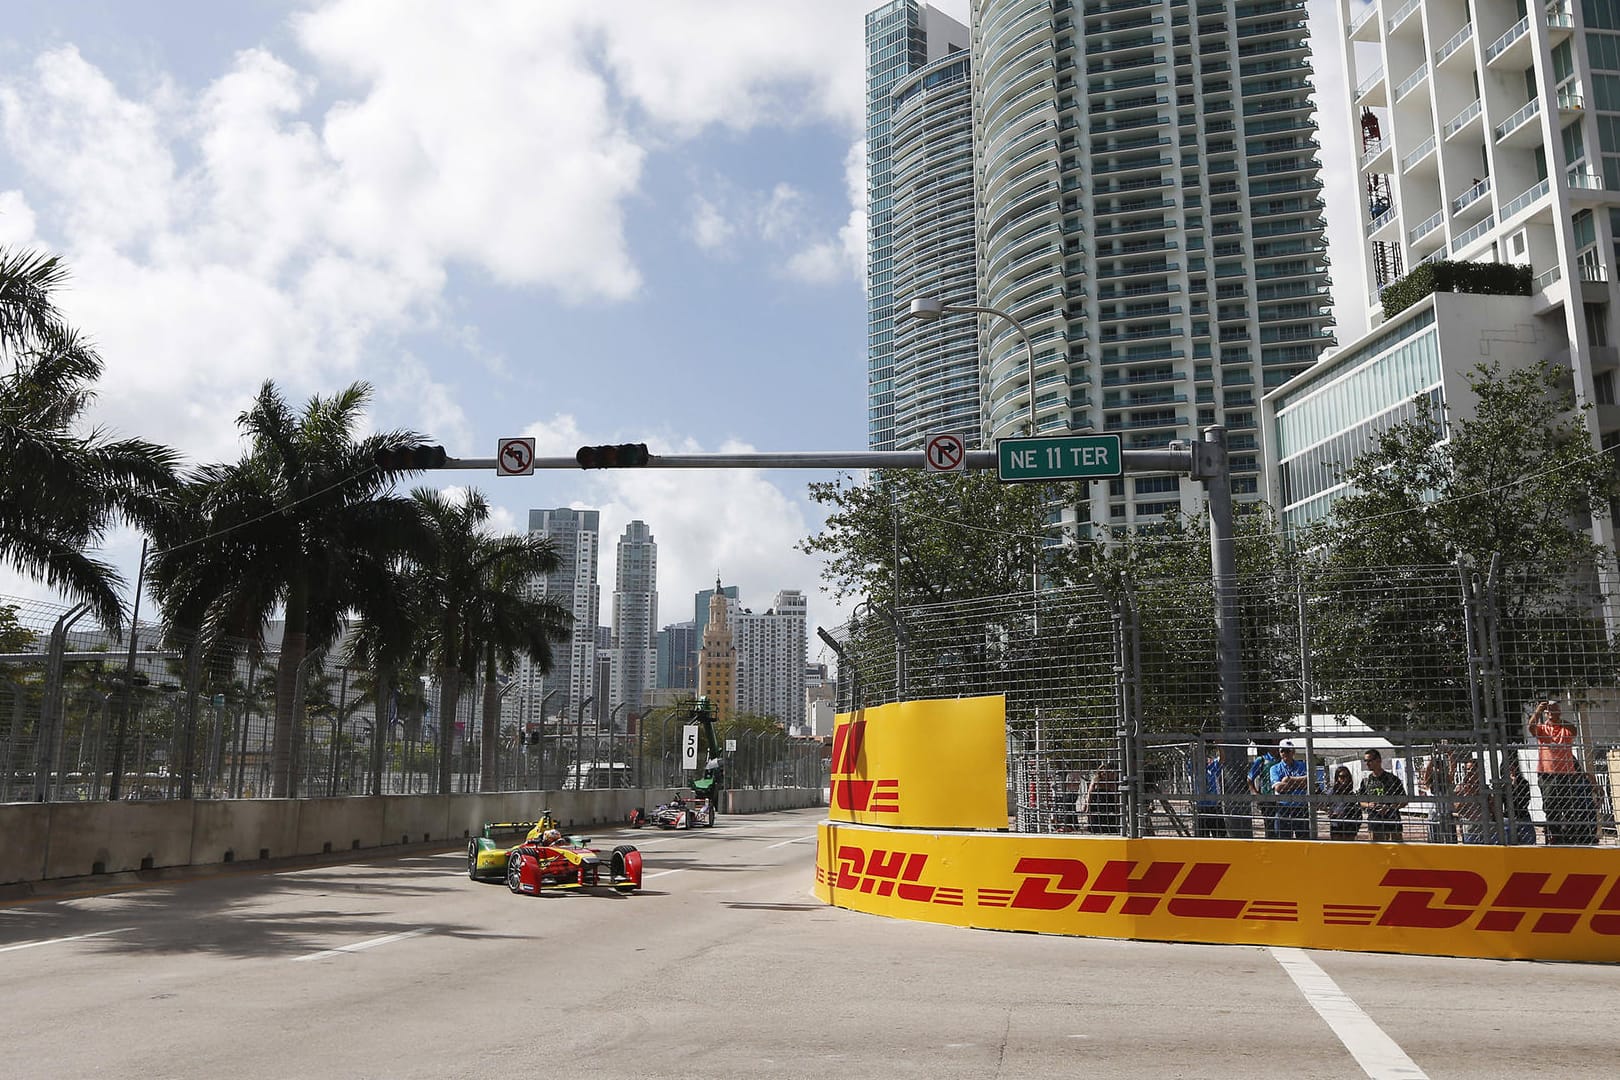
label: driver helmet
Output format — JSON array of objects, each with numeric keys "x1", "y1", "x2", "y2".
[{"x1": 541, "y1": 828, "x2": 563, "y2": 844}]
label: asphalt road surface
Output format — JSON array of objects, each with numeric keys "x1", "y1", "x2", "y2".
[{"x1": 2, "y1": 806, "x2": 1616, "y2": 1079}]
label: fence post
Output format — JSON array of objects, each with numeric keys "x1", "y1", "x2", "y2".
[
  {"x1": 177, "y1": 639, "x2": 204, "y2": 800},
  {"x1": 1297, "y1": 575, "x2": 1319, "y2": 838}
]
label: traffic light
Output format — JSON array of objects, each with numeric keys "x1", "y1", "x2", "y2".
[
  {"x1": 373, "y1": 444, "x2": 448, "y2": 471},
  {"x1": 575, "y1": 442, "x2": 650, "y2": 469}
]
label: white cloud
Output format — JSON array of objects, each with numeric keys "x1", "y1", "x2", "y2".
[
  {"x1": 689, "y1": 194, "x2": 735, "y2": 253},
  {"x1": 0, "y1": 190, "x2": 37, "y2": 246},
  {"x1": 0, "y1": 1, "x2": 872, "y2": 620}
]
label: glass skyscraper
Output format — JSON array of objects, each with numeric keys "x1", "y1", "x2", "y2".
[
  {"x1": 973, "y1": 0, "x2": 1335, "y2": 529},
  {"x1": 866, "y1": 1, "x2": 972, "y2": 450}
]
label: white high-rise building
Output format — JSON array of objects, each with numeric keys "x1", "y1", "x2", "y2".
[
  {"x1": 505, "y1": 508, "x2": 600, "y2": 731},
  {"x1": 1262, "y1": 0, "x2": 1620, "y2": 546},
  {"x1": 970, "y1": 0, "x2": 1335, "y2": 530},
  {"x1": 735, "y1": 589, "x2": 808, "y2": 728},
  {"x1": 609, "y1": 520, "x2": 657, "y2": 726}
]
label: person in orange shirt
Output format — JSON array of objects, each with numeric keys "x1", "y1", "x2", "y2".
[{"x1": 1527, "y1": 699, "x2": 1597, "y2": 845}]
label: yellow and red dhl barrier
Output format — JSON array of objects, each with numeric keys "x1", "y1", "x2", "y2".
[
  {"x1": 828, "y1": 696, "x2": 1006, "y2": 831},
  {"x1": 814, "y1": 822, "x2": 1620, "y2": 962}
]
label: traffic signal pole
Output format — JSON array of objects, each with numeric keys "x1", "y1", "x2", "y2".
[{"x1": 419, "y1": 429, "x2": 1243, "y2": 826}]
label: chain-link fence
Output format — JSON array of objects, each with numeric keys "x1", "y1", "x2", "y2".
[
  {"x1": 823, "y1": 562, "x2": 1620, "y2": 847},
  {"x1": 0, "y1": 595, "x2": 816, "y2": 803}
]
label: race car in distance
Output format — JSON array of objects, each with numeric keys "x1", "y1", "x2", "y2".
[
  {"x1": 467, "y1": 814, "x2": 559, "y2": 881},
  {"x1": 649, "y1": 792, "x2": 714, "y2": 830},
  {"x1": 505, "y1": 831, "x2": 642, "y2": 896}
]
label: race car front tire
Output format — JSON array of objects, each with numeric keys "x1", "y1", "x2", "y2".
[
  {"x1": 467, "y1": 843, "x2": 482, "y2": 880},
  {"x1": 506, "y1": 852, "x2": 528, "y2": 895}
]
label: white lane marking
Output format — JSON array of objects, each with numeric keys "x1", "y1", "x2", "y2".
[
  {"x1": 0, "y1": 927, "x2": 132, "y2": 953},
  {"x1": 766, "y1": 835, "x2": 817, "y2": 850},
  {"x1": 293, "y1": 929, "x2": 427, "y2": 963},
  {"x1": 1271, "y1": 947, "x2": 1429, "y2": 1080},
  {"x1": 644, "y1": 868, "x2": 686, "y2": 880}
]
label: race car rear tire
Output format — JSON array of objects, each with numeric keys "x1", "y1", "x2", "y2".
[{"x1": 467, "y1": 843, "x2": 481, "y2": 880}]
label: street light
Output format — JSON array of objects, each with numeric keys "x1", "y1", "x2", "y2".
[{"x1": 905, "y1": 297, "x2": 1041, "y2": 435}]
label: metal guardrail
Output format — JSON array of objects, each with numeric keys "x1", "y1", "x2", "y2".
[{"x1": 824, "y1": 564, "x2": 1620, "y2": 847}]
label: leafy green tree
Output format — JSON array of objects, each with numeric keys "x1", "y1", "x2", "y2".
[
  {"x1": 1305, "y1": 360, "x2": 1620, "y2": 724},
  {"x1": 147, "y1": 381, "x2": 424, "y2": 797},
  {"x1": 0, "y1": 249, "x2": 178, "y2": 630},
  {"x1": 800, "y1": 469, "x2": 1088, "y2": 610}
]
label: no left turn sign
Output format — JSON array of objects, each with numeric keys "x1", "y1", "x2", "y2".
[
  {"x1": 924, "y1": 433, "x2": 967, "y2": 474},
  {"x1": 497, "y1": 437, "x2": 536, "y2": 476}
]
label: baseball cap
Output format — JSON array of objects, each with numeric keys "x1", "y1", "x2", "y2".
[{"x1": 1279, "y1": 739, "x2": 1296, "y2": 750}]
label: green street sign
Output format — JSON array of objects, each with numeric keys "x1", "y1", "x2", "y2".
[{"x1": 996, "y1": 434, "x2": 1123, "y2": 482}]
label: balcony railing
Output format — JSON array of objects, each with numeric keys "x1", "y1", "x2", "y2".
[
  {"x1": 1450, "y1": 213, "x2": 1496, "y2": 254},
  {"x1": 1450, "y1": 177, "x2": 1490, "y2": 215},
  {"x1": 1494, "y1": 97, "x2": 1540, "y2": 141},
  {"x1": 1434, "y1": 22, "x2": 1474, "y2": 65},
  {"x1": 1568, "y1": 168, "x2": 1605, "y2": 191},
  {"x1": 1386, "y1": 0, "x2": 1422, "y2": 30},
  {"x1": 1534, "y1": 265, "x2": 1562, "y2": 290},
  {"x1": 1500, "y1": 178, "x2": 1550, "y2": 221},
  {"x1": 1355, "y1": 65, "x2": 1384, "y2": 98},
  {"x1": 1444, "y1": 98, "x2": 1482, "y2": 138},
  {"x1": 1408, "y1": 209, "x2": 1443, "y2": 244},
  {"x1": 1349, "y1": 3, "x2": 1378, "y2": 36},
  {"x1": 1485, "y1": 16, "x2": 1529, "y2": 64},
  {"x1": 1401, "y1": 134, "x2": 1437, "y2": 172},
  {"x1": 1394, "y1": 62, "x2": 1429, "y2": 100}
]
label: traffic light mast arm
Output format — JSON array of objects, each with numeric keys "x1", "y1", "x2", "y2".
[{"x1": 430, "y1": 448, "x2": 1197, "y2": 472}]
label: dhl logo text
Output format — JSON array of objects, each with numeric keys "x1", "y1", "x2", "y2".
[
  {"x1": 985, "y1": 858, "x2": 1281, "y2": 920},
  {"x1": 829, "y1": 718, "x2": 900, "y2": 814},
  {"x1": 822, "y1": 845, "x2": 962, "y2": 906},
  {"x1": 1372, "y1": 869, "x2": 1620, "y2": 935}
]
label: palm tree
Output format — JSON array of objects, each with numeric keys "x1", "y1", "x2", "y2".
[
  {"x1": 0, "y1": 248, "x2": 178, "y2": 630},
  {"x1": 409, "y1": 487, "x2": 571, "y2": 794},
  {"x1": 147, "y1": 380, "x2": 425, "y2": 797},
  {"x1": 346, "y1": 556, "x2": 432, "y2": 796},
  {"x1": 467, "y1": 542, "x2": 571, "y2": 790}
]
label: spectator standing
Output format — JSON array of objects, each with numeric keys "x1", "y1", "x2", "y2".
[
  {"x1": 1503, "y1": 760, "x2": 1538, "y2": 845},
  {"x1": 1269, "y1": 740, "x2": 1311, "y2": 840},
  {"x1": 1359, "y1": 748, "x2": 1408, "y2": 841},
  {"x1": 1082, "y1": 761, "x2": 1121, "y2": 835},
  {"x1": 1528, "y1": 699, "x2": 1597, "y2": 845},
  {"x1": 1454, "y1": 759, "x2": 1496, "y2": 844},
  {"x1": 1421, "y1": 745, "x2": 1457, "y2": 844},
  {"x1": 1194, "y1": 748, "x2": 1227, "y2": 838},
  {"x1": 1327, "y1": 765, "x2": 1362, "y2": 840},
  {"x1": 1249, "y1": 741, "x2": 1281, "y2": 839}
]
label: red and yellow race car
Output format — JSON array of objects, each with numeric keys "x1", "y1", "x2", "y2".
[
  {"x1": 505, "y1": 829, "x2": 643, "y2": 897},
  {"x1": 466, "y1": 815, "x2": 559, "y2": 881}
]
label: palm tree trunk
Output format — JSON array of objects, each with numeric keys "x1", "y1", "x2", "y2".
[
  {"x1": 371, "y1": 666, "x2": 392, "y2": 796},
  {"x1": 436, "y1": 668, "x2": 460, "y2": 794},
  {"x1": 271, "y1": 581, "x2": 310, "y2": 798},
  {"x1": 480, "y1": 646, "x2": 499, "y2": 791}
]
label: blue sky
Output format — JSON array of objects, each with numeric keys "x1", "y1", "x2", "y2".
[{"x1": 0, "y1": 0, "x2": 1363, "y2": 649}]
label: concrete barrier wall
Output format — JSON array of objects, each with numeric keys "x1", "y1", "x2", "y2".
[
  {"x1": 0, "y1": 786, "x2": 823, "y2": 886},
  {"x1": 0, "y1": 804, "x2": 50, "y2": 885},
  {"x1": 190, "y1": 799, "x2": 299, "y2": 866},
  {"x1": 45, "y1": 801, "x2": 194, "y2": 879}
]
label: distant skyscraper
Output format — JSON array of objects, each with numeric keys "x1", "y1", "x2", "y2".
[
  {"x1": 656, "y1": 621, "x2": 699, "y2": 690},
  {"x1": 866, "y1": 1, "x2": 971, "y2": 450},
  {"x1": 696, "y1": 577, "x2": 738, "y2": 722},
  {"x1": 507, "y1": 508, "x2": 599, "y2": 730},
  {"x1": 610, "y1": 520, "x2": 657, "y2": 724},
  {"x1": 735, "y1": 589, "x2": 808, "y2": 728}
]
